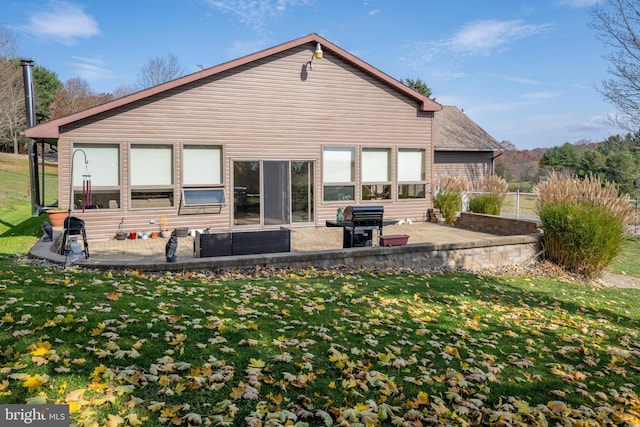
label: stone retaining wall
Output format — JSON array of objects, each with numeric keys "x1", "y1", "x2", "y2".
[
  {"x1": 455, "y1": 212, "x2": 540, "y2": 236},
  {"x1": 92, "y1": 234, "x2": 542, "y2": 272}
]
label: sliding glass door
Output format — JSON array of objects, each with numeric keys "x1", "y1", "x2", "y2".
[
  {"x1": 264, "y1": 161, "x2": 290, "y2": 225},
  {"x1": 233, "y1": 160, "x2": 314, "y2": 227}
]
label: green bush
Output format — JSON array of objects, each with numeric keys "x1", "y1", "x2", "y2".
[
  {"x1": 434, "y1": 191, "x2": 461, "y2": 224},
  {"x1": 539, "y1": 200, "x2": 624, "y2": 277},
  {"x1": 468, "y1": 193, "x2": 501, "y2": 215}
]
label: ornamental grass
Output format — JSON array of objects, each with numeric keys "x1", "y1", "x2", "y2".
[{"x1": 535, "y1": 173, "x2": 634, "y2": 277}]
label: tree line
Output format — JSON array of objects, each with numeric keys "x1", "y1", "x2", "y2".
[{"x1": 0, "y1": 25, "x2": 184, "y2": 154}]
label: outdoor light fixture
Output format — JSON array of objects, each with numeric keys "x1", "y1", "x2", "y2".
[{"x1": 308, "y1": 42, "x2": 323, "y2": 70}]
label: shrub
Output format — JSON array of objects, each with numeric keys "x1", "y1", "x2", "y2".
[
  {"x1": 434, "y1": 191, "x2": 461, "y2": 224},
  {"x1": 473, "y1": 175, "x2": 508, "y2": 199},
  {"x1": 539, "y1": 201, "x2": 624, "y2": 277},
  {"x1": 535, "y1": 173, "x2": 633, "y2": 277},
  {"x1": 535, "y1": 173, "x2": 634, "y2": 225},
  {"x1": 438, "y1": 175, "x2": 468, "y2": 194},
  {"x1": 434, "y1": 175, "x2": 467, "y2": 224},
  {"x1": 468, "y1": 176, "x2": 508, "y2": 215},
  {"x1": 468, "y1": 193, "x2": 501, "y2": 215}
]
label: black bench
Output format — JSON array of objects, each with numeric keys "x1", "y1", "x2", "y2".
[
  {"x1": 343, "y1": 205, "x2": 384, "y2": 248},
  {"x1": 194, "y1": 228, "x2": 291, "y2": 258}
]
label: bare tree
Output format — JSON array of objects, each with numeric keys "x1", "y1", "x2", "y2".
[
  {"x1": 136, "y1": 53, "x2": 184, "y2": 89},
  {"x1": 50, "y1": 77, "x2": 113, "y2": 119},
  {"x1": 111, "y1": 83, "x2": 137, "y2": 99},
  {"x1": 591, "y1": 0, "x2": 640, "y2": 130},
  {"x1": 0, "y1": 26, "x2": 23, "y2": 153},
  {"x1": 0, "y1": 61, "x2": 25, "y2": 153},
  {"x1": 0, "y1": 24, "x2": 17, "y2": 59}
]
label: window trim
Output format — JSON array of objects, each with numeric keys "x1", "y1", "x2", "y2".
[
  {"x1": 361, "y1": 147, "x2": 391, "y2": 201},
  {"x1": 129, "y1": 143, "x2": 175, "y2": 209},
  {"x1": 397, "y1": 148, "x2": 427, "y2": 200},
  {"x1": 71, "y1": 142, "x2": 121, "y2": 210},
  {"x1": 322, "y1": 146, "x2": 356, "y2": 202},
  {"x1": 182, "y1": 144, "x2": 223, "y2": 186},
  {"x1": 181, "y1": 188, "x2": 226, "y2": 207}
]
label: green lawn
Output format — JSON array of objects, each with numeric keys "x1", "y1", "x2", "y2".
[
  {"x1": 500, "y1": 192, "x2": 537, "y2": 217},
  {"x1": 608, "y1": 236, "x2": 640, "y2": 277},
  {"x1": 0, "y1": 258, "x2": 639, "y2": 426},
  {"x1": 0, "y1": 155, "x2": 57, "y2": 255}
]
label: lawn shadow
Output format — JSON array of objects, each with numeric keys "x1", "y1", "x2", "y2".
[{"x1": 0, "y1": 213, "x2": 47, "y2": 238}]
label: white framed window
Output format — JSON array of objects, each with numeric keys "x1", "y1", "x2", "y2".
[
  {"x1": 323, "y1": 147, "x2": 355, "y2": 201},
  {"x1": 397, "y1": 148, "x2": 426, "y2": 199},
  {"x1": 183, "y1": 145, "x2": 223, "y2": 186},
  {"x1": 130, "y1": 144, "x2": 174, "y2": 208},
  {"x1": 72, "y1": 143, "x2": 120, "y2": 209},
  {"x1": 361, "y1": 148, "x2": 391, "y2": 200}
]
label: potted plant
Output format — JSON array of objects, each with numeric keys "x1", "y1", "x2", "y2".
[
  {"x1": 159, "y1": 215, "x2": 172, "y2": 238},
  {"x1": 115, "y1": 217, "x2": 127, "y2": 240},
  {"x1": 175, "y1": 226, "x2": 189, "y2": 237},
  {"x1": 46, "y1": 208, "x2": 69, "y2": 228}
]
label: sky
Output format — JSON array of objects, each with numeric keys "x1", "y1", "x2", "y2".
[{"x1": 1, "y1": 0, "x2": 625, "y2": 150}]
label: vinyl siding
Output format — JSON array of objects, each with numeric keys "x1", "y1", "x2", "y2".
[
  {"x1": 434, "y1": 151, "x2": 494, "y2": 187},
  {"x1": 56, "y1": 45, "x2": 434, "y2": 239}
]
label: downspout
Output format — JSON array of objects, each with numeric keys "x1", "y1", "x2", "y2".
[
  {"x1": 491, "y1": 151, "x2": 504, "y2": 176},
  {"x1": 21, "y1": 59, "x2": 41, "y2": 216}
]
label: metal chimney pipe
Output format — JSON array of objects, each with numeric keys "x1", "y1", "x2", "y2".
[
  {"x1": 21, "y1": 59, "x2": 36, "y2": 127},
  {"x1": 21, "y1": 59, "x2": 41, "y2": 216}
]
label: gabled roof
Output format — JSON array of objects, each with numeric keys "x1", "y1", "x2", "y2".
[
  {"x1": 25, "y1": 33, "x2": 441, "y2": 140},
  {"x1": 434, "y1": 105, "x2": 504, "y2": 152}
]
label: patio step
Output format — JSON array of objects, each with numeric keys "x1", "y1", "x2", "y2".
[{"x1": 427, "y1": 208, "x2": 445, "y2": 224}]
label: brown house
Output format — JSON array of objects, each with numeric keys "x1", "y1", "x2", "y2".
[
  {"x1": 25, "y1": 34, "x2": 495, "y2": 240},
  {"x1": 434, "y1": 105, "x2": 504, "y2": 187}
]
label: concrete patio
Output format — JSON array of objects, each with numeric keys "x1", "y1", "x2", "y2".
[{"x1": 30, "y1": 220, "x2": 542, "y2": 273}]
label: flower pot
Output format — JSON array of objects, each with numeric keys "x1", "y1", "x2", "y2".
[
  {"x1": 160, "y1": 230, "x2": 172, "y2": 238},
  {"x1": 47, "y1": 209, "x2": 68, "y2": 228},
  {"x1": 115, "y1": 231, "x2": 127, "y2": 240},
  {"x1": 129, "y1": 231, "x2": 137, "y2": 240},
  {"x1": 175, "y1": 227, "x2": 189, "y2": 237},
  {"x1": 379, "y1": 234, "x2": 410, "y2": 247},
  {"x1": 151, "y1": 231, "x2": 158, "y2": 238}
]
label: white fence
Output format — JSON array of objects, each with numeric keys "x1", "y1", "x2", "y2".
[
  {"x1": 483, "y1": 191, "x2": 640, "y2": 235},
  {"x1": 465, "y1": 191, "x2": 538, "y2": 220}
]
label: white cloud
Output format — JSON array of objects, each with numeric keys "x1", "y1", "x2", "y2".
[
  {"x1": 564, "y1": 113, "x2": 618, "y2": 133},
  {"x1": 225, "y1": 39, "x2": 268, "y2": 59},
  {"x1": 204, "y1": 0, "x2": 312, "y2": 36},
  {"x1": 488, "y1": 73, "x2": 539, "y2": 86},
  {"x1": 401, "y1": 19, "x2": 551, "y2": 73},
  {"x1": 556, "y1": 0, "x2": 601, "y2": 8},
  {"x1": 70, "y1": 56, "x2": 113, "y2": 81},
  {"x1": 443, "y1": 20, "x2": 551, "y2": 56},
  {"x1": 23, "y1": 1, "x2": 99, "y2": 45},
  {"x1": 521, "y1": 91, "x2": 560, "y2": 100}
]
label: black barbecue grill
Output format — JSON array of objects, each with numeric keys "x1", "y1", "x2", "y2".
[{"x1": 343, "y1": 205, "x2": 384, "y2": 248}]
